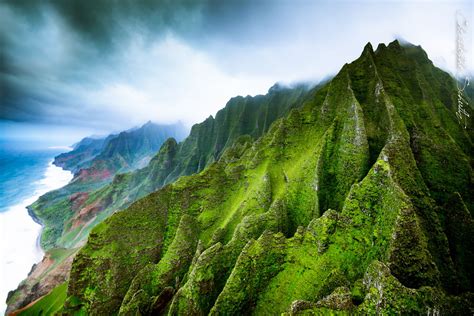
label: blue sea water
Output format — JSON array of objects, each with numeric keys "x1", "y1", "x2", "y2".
[
  {"x1": 0, "y1": 142, "x2": 73, "y2": 315},
  {"x1": 0, "y1": 147, "x2": 61, "y2": 213}
]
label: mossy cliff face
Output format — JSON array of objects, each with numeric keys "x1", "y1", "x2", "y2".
[
  {"x1": 5, "y1": 123, "x2": 188, "y2": 314},
  {"x1": 62, "y1": 40, "x2": 473, "y2": 315},
  {"x1": 55, "y1": 84, "x2": 311, "y2": 250},
  {"x1": 29, "y1": 84, "x2": 310, "y2": 254},
  {"x1": 29, "y1": 122, "x2": 187, "y2": 251},
  {"x1": 7, "y1": 78, "x2": 313, "y2": 315}
]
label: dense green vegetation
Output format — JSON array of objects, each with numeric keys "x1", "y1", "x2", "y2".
[
  {"x1": 57, "y1": 83, "x2": 312, "y2": 248},
  {"x1": 53, "y1": 41, "x2": 472, "y2": 315},
  {"x1": 17, "y1": 283, "x2": 68, "y2": 316},
  {"x1": 31, "y1": 84, "x2": 311, "y2": 252},
  {"x1": 4, "y1": 122, "x2": 188, "y2": 315},
  {"x1": 6, "y1": 78, "x2": 314, "y2": 315},
  {"x1": 7, "y1": 40, "x2": 472, "y2": 315},
  {"x1": 29, "y1": 121, "x2": 187, "y2": 250}
]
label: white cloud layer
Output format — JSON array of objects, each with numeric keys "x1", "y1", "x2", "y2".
[{"x1": 1, "y1": 0, "x2": 472, "y2": 142}]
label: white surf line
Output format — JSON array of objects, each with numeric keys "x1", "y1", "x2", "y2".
[{"x1": 0, "y1": 161, "x2": 73, "y2": 315}]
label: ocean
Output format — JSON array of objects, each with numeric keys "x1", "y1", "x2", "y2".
[{"x1": 0, "y1": 145, "x2": 73, "y2": 315}]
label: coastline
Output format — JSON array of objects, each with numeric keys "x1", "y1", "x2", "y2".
[
  {"x1": 26, "y1": 206, "x2": 42, "y2": 226},
  {"x1": 26, "y1": 206, "x2": 44, "y2": 259},
  {"x1": 0, "y1": 160, "x2": 72, "y2": 315}
]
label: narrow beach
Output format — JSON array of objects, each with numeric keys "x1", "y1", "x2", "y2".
[{"x1": 0, "y1": 161, "x2": 72, "y2": 315}]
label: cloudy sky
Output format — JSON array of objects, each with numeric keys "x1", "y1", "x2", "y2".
[{"x1": 0, "y1": 0, "x2": 473, "y2": 146}]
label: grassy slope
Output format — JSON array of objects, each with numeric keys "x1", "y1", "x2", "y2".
[
  {"x1": 7, "y1": 79, "x2": 314, "y2": 315},
  {"x1": 16, "y1": 283, "x2": 68, "y2": 316},
  {"x1": 60, "y1": 41, "x2": 473, "y2": 315},
  {"x1": 29, "y1": 122, "x2": 186, "y2": 250},
  {"x1": 48, "y1": 84, "x2": 311, "y2": 250}
]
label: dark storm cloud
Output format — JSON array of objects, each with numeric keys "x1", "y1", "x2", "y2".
[
  {"x1": 0, "y1": 0, "x2": 277, "y2": 127},
  {"x1": 5, "y1": 0, "x2": 202, "y2": 46},
  {"x1": 0, "y1": 0, "x2": 191, "y2": 123},
  {"x1": 3, "y1": 0, "x2": 269, "y2": 50},
  {"x1": 1, "y1": 0, "x2": 471, "y2": 135}
]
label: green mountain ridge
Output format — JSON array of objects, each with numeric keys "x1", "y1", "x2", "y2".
[
  {"x1": 37, "y1": 84, "x2": 313, "y2": 251},
  {"x1": 70, "y1": 121, "x2": 188, "y2": 183},
  {"x1": 33, "y1": 122, "x2": 187, "y2": 248},
  {"x1": 53, "y1": 135, "x2": 116, "y2": 174},
  {"x1": 5, "y1": 83, "x2": 315, "y2": 314},
  {"x1": 3, "y1": 122, "x2": 188, "y2": 315},
  {"x1": 57, "y1": 40, "x2": 472, "y2": 314},
  {"x1": 55, "y1": 122, "x2": 188, "y2": 178},
  {"x1": 8, "y1": 40, "x2": 474, "y2": 315},
  {"x1": 61, "y1": 83, "x2": 313, "y2": 247}
]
